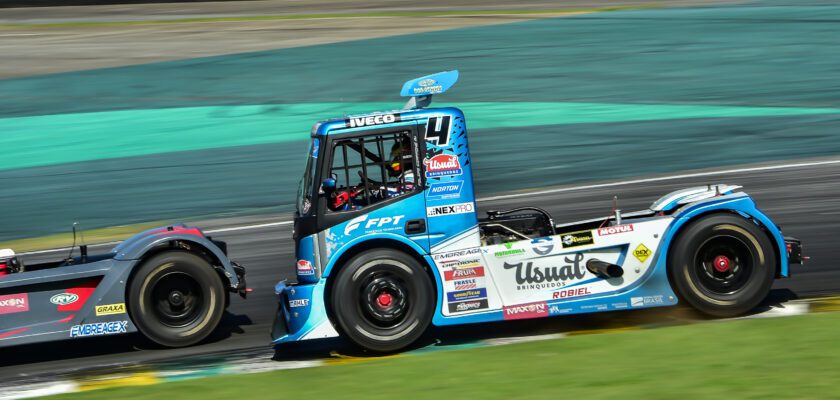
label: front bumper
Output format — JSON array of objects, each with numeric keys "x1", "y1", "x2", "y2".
[{"x1": 271, "y1": 279, "x2": 338, "y2": 344}]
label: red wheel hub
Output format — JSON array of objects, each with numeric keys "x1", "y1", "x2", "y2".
[
  {"x1": 376, "y1": 292, "x2": 393, "y2": 307},
  {"x1": 713, "y1": 255, "x2": 731, "y2": 273}
]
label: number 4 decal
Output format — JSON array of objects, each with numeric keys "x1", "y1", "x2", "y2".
[{"x1": 425, "y1": 116, "x2": 451, "y2": 147}]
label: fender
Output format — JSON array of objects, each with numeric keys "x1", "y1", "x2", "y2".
[
  {"x1": 112, "y1": 224, "x2": 242, "y2": 289},
  {"x1": 663, "y1": 193, "x2": 789, "y2": 277},
  {"x1": 321, "y1": 232, "x2": 431, "y2": 278}
]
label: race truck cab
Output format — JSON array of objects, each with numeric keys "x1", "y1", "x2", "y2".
[{"x1": 272, "y1": 71, "x2": 803, "y2": 353}]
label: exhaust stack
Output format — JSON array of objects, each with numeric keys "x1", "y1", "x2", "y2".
[{"x1": 586, "y1": 259, "x2": 624, "y2": 278}]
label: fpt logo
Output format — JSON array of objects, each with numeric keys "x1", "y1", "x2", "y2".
[{"x1": 344, "y1": 215, "x2": 406, "y2": 235}]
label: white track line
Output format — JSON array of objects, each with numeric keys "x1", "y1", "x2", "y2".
[
  {"x1": 18, "y1": 158, "x2": 840, "y2": 256},
  {"x1": 476, "y1": 158, "x2": 840, "y2": 202}
]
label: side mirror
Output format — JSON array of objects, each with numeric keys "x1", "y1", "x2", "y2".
[{"x1": 322, "y1": 176, "x2": 337, "y2": 193}]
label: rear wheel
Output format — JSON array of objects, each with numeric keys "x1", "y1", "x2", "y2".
[
  {"x1": 669, "y1": 214, "x2": 776, "y2": 317},
  {"x1": 128, "y1": 251, "x2": 225, "y2": 347},
  {"x1": 330, "y1": 249, "x2": 434, "y2": 353}
]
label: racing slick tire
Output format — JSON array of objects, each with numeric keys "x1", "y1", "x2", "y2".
[
  {"x1": 128, "y1": 251, "x2": 225, "y2": 348},
  {"x1": 669, "y1": 214, "x2": 776, "y2": 317},
  {"x1": 331, "y1": 249, "x2": 434, "y2": 353}
]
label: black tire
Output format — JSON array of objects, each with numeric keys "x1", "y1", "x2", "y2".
[
  {"x1": 330, "y1": 249, "x2": 434, "y2": 353},
  {"x1": 669, "y1": 214, "x2": 776, "y2": 317},
  {"x1": 128, "y1": 251, "x2": 225, "y2": 348}
]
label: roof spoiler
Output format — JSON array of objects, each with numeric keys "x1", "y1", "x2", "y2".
[{"x1": 401, "y1": 70, "x2": 459, "y2": 110}]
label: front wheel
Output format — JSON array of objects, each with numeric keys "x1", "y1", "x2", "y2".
[
  {"x1": 128, "y1": 251, "x2": 226, "y2": 347},
  {"x1": 330, "y1": 249, "x2": 434, "y2": 353},
  {"x1": 669, "y1": 214, "x2": 776, "y2": 317}
]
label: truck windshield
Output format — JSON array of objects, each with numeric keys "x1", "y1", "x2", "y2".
[{"x1": 297, "y1": 138, "x2": 319, "y2": 215}]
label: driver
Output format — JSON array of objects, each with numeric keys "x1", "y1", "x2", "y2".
[{"x1": 386, "y1": 137, "x2": 415, "y2": 196}]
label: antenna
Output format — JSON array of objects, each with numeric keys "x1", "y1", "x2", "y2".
[
  {"x1": 613, "y1": 196, "x2": 622, "y2": 226},
  {"x1": 66, "y1": 222, "x2": 78, "y2": 264}
]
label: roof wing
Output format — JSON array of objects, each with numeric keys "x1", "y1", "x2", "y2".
[{"x1": 401, "y1": 70, "x2": 459, "y2": 109}]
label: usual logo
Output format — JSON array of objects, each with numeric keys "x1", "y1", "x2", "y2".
[
  {"x1": 633, "y1": 244, "x2": 651, "y2": 263},
  {"x1": 344, "y1": 215, "x2": 405, "y2": 235},
  {"x1": 446, "y1": 288, "x2": 487, "y2": 302},
  {"x1": 344, "y1": 114, "x2": 400, "y2": 128},
  {"x1": 503, "y1": 301, "x2": 548, "y2": 320},
  {"x1": 0, "y1": 293, "x2": 29, "y2": 315},
  {"x1": 95, "y1": 303, "x2": 126, "y2": 316},
  {"x1": 70, "y1": 321, "x2": 128, "y2": 338},
  {"x1": 444, "y1": 266, "x2": 485, "y2": 281},
  {"x1": 448, "y1": 299, "x2": 489, "y2": 313},
  {"x1": 428, "y1": 181, "x2": 463, "y2": 198},
  {"x1": 50, "y1": 293, "x2": 79, "y2": 306},
  {"x1": 424, "y1": 154, "x2": 462, "y2": 177},
  {"x1": 561, "y1": 231, "x2": 594, "y2": 248},
  {"x1": 504, "y1": 253, "x2": 587, "y2": 291},
  {"x1": 297, "y1": 260, "x2": 315, "y2": 276},
  {"x1": 289, "y1": 299, "x2": 310, "y2": 308},
  {"x1": 427, "y1": 202, "x2": 474, "y2": 218},
  {"x1": 598, "y1": 224, "x2": 634, "y2": 236}
]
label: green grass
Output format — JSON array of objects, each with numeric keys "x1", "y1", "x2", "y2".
[
  {"x1": 50, "y1": 312, "x2": 840, "y2": 399},
  {"x1": 0, "y1": 222, "x2": 164, "y2": 252},
  {"x1": 0, "y1": 7, "x2": 642, "y2": 30}
]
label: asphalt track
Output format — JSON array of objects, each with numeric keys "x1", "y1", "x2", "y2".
[{"x1": 1, "y1": 158, "x2": 838, "y2": 382}]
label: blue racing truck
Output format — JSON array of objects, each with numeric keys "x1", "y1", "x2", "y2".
[{"x1": 272, "y1": 71, "x2": 803, "y2": 352}]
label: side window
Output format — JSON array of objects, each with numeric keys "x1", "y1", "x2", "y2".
[{"x1": 326, "y1": 131, "x2": 416, "y2": 212}]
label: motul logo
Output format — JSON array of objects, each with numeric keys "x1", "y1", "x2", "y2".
[
  {"x1": 345, "y1": 114, "x2": 400, "y2": 128},
  {"x1": 598, "y1": 224, "x2": 634, "y2": 236}
]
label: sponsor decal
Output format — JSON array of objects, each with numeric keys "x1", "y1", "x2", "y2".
[
  {"x1": 424, "y1": 154, "x2": 462, "y2": 178},
  {"x1": 427, "y1": 202, "x2": 474, "y2": 218},
  {"x1": 452, "y1": 278, "x2": 478, "y2": 290},
  {"x1": 531, "y1": 237, "x2": 554, "y2": 256},
  {"x1": 344, "y1": 214, "x2": 406, "y2": 235},
  {"x1": 425, "y1": 116, "x2": 452, "y2": 146},
  {"x1": 548, "y1": 305, "x2": 572, "y2": 315},
  {"x1": 503, "y1": 301, "x2": 548, "y2": 320},
  {"x1": 289, "y1": 299, "x2": 310, "y2": 308},
  {"x1": 428, "y1": 181, "x2": 463, "y2": 198},
  {"x1": 561, "y1": 231, "x2": 594, "y2": 248},
  {"x1": 0, "y1": 293, "x2": 29, "y2": 315},
  {"x1": 448, "y1": 299, "x2": 489, "y2": 313},
  {"x1": 344, "y1": 113, "x2": 401, "y2": 128},
  {"x1": 438, "y1": 258, "x2": 482, "y2": 269},
  {"x1": 95, "y1": 303, "x2": 126, "y2": 316},
  {"x1": 633, "y1": 243, "x2": 652, "y2": 263},
  {"x1": 412, "y1": 82, "x2": 444, "y2": 95},
  {"x1": 552, "y1": 286, "x2": 592, "y2": 299},
  {"x1": 311, "y1": 139, "x2": 319, "y2": 158},
  {"x1": 70, "y1": 321, "x2": 128, "y2": 338},
  {"x1": 297, "y1": 260, "x2": 315, "y2": 276},
  {"x1": 504, "y1": 253, "x2": 586, "y2": 291},
  {"x1": 443, "y1": 266, "x2": 485, "y2": 281},
  {"x1": 446, "y1": 288, "x2": 487, "y2": 302},
  {"x1": 50, "y1": 293, "x2": 79, "y2": 306},
  {"x1": 432, "y1": 248, "x2": 481, "y2": 260},
  {"x1": 494, "y1": 242, "x2": 526, "y2": 258},
  {"x1": 631, "y1": 295, "x2": 665, "y2": 307},
  {"x1": 597, "y1": 224, "x2": 634, "y2": 236}
]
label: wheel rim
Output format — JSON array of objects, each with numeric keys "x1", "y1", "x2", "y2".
[
  {"x1": 693, "y1": 235, "x2": 754, "y2": 296},
  {"x1": 358, "y1": 268, "x2": 410, "y2": 329},
  {"x1": 150, "y1": 271, "x2": 204, "y2": 328}
]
